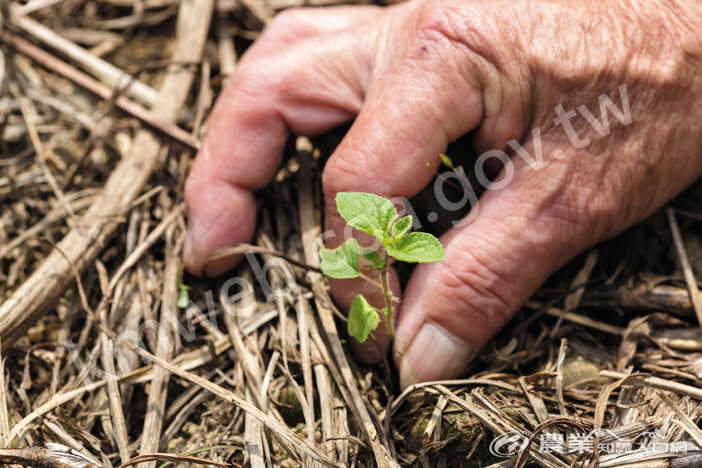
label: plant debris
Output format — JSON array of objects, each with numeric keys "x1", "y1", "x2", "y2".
[{"x1": 1, "y1": 0, "x2": 701, "y2": 467}]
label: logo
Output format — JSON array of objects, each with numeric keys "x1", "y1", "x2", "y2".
[
  {"x1": 489, "y1": 432, "x2": 529, "y2": 457},
  {"x1": 489, "y1": 429, "x2": 689, "y2": 458}
]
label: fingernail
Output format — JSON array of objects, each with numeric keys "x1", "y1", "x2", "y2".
[
  {"x1": 183, "y1": 225, "x2": 208, "y2": 276},
  {"x1": 399, "y1": 322, "x2": 472, "y2": 389}
]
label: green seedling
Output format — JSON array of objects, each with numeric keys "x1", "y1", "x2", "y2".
[
  {"x1": 319, "y1": 192, "x2": 445, "y2": 343},
  {"x1": 176, "y1": 265, "x2": 190, "y2": 309}
]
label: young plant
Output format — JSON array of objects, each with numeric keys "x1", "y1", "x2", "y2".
[
  {"x1": 176, "y1": 265, "x2": 191, "y2": 309},
  {"x1": 319, "y1": 192, "x2": 445, "y2": 343}
]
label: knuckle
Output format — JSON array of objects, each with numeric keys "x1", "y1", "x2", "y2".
[
  {"x1": 399, "y1": 1, "x2": 512, "y2": 107},
  {"x1": 413, "y1": 2, "x2": 469, "y2": 47},
  {"x1": 409, "y1": 2, "x2": 489, "y2": 58},
  {"x1": 406, "y1": 1, "x2": 517, "y2": 87}
]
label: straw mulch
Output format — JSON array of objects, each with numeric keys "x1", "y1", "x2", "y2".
[{"x1": 1, "y1": 1, "x2": 701, "y2": 467}]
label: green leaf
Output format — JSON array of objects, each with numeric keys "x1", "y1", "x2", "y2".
[
  {"x1": 319, "y1": 239, "x2": 360, "y2": 279},
  {"x1": 347, "y1": 295, "x2": 380, "y2": 343},
  {"x1": 336, "y1": 192, "x2": 397, "y2": 241},
  {"x1": 176, "y1": 264, "x2": 190, "y2": 309},
  {"x1": 362, "y1": 249, "x2": 386, "y2": 269},
  {"x1": 177, "y1": 284, "x2": 190, "y2": 309},
  {"x1": 363, "y1": 249, "x2": 381, "y2": 264},
  {"x1": 386, "y1": 232, "x2": 445, "y2": 263},
  {"x1": 391, "y1": 215, "x2": 413, "y2": 239}
]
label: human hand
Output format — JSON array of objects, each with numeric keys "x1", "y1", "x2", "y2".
[{"x1": 183, "y1": 0, "x2": 702, "y2": 388}]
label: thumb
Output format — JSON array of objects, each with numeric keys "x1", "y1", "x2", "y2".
[{"x1": 393, "y1": 149, "x2": 604, "y2": 388}]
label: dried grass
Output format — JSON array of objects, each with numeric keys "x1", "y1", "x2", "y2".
[{"x1": 1, "y1": 0, "x2": 701, "y2": 467}]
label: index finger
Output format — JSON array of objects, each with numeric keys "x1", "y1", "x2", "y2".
[{"x1": 183, "y1": 26, "x2": 372, "y2": 276}]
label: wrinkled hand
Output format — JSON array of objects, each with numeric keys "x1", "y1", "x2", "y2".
[{"x1": 183, "y1": 0, "x2": 702, "y2": 388}]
